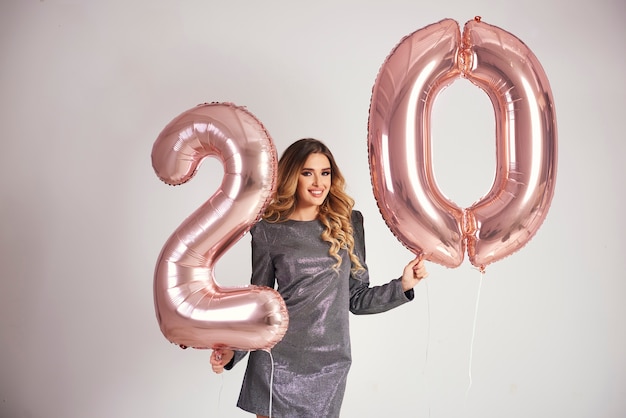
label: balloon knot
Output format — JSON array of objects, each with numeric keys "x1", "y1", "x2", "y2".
[{"x1": 458, "y1": 42, "x2": 473, "y2": 76}]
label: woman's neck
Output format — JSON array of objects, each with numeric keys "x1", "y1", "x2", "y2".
[{"x1": 289, "y1": 206, "x2": 319, "y2": 221}]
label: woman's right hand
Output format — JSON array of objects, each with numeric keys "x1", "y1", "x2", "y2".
[{"x1": 210, "y1": 349, "x2": 235, "y2": 374}]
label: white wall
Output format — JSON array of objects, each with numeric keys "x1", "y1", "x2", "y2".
[{"x1": 1, "y1": 1, "x2": 624, "y2": 417}]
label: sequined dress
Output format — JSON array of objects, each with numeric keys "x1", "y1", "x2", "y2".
[{"x1": 228, "y1": 211, "x2": 413, "y2": 417}]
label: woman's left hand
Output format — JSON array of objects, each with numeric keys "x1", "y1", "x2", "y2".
[
  {"x1": 401, "y1": 257, "x2": 428, "y2": 291},
  {"x1": 210, "y1": 349, "x2": 234, "y2": 374}
]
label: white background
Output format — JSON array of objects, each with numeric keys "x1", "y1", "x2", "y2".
[{"x1": 1, "y1": 1, "x2": 624, "y2": 417}]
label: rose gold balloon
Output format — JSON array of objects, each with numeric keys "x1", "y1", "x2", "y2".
[
  {"x1": 368, "y1": 18, "x2": 557, "y2": 270},
  {"x1": 152, "y1": 102, "x2": 288, "y2": 350}
]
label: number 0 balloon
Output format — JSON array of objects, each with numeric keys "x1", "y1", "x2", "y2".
[
  {"x1": 368, "y1": 17, "x2": 557, "y2": 269},
  {"x1": 152, "y1": 102, "x2": 288, "y2": 351}
]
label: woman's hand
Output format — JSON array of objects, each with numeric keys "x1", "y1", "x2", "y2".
[
  {"x1": 210, "y1": 349, "x2": 235, "y2": 374},
  {"x1": 401, "y1": 257, "x2": 428, "y2": 291}
]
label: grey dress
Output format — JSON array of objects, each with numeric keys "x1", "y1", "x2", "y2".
[{"x1": 229, "y1": 210, "x2": 413, "y2": 417}]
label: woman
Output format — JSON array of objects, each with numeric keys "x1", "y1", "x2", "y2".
[{"x1": 210, "y1": 138, "x2": 428, "y2": 417}]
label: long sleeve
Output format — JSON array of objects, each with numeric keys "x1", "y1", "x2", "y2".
[
  {"x1": 225, "y1": 223, "x2": 275, "y2": 370},
  {"x1": 249, "y1": 222, "x2": 276, "y2": 288},
  {"x1": 348, "y1": 211, "x2": 414, "y2": 315}
]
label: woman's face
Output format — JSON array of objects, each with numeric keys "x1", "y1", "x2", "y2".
[{"x1": 294, "y1": 152, "x2": 331, "y2": 215}]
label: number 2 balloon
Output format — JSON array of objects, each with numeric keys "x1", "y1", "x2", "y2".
[{"x1": 152, "y1": 103, "x2": 289, "y2": 351}]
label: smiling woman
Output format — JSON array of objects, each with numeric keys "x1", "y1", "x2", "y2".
[{"x1": 209, "y1": 138, "x2": 429, "y2": 418}]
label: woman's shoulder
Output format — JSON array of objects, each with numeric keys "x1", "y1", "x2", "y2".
[
  {"x1": 250, "y1": 219, "x2": 274, "y2": 245},
  {"x1": 250, "y1": 218, "x2": 293, "y2": 237},
  {"x1": 250, "y1": 218, "x2": 272, "y2": 234},
  {"x1": 351, "y1": 209, "x2": 364, "y2": 225}
]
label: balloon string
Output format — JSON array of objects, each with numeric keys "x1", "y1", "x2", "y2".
[
  {"x1": 465, "y1": 268, "x2": 484, "y2": 400},
  {"x1": 264, "y1": 349, "x2": 275, "y2": 417},
  {"x1": 424, "y1": 279, "x2": 431, "y2": 418},
  {"x1": 217, "y1": 373, "x2": 224, "y2": 418},
  {"x1": 422, "y1": 279, "x2": 431, "y2": 375}
]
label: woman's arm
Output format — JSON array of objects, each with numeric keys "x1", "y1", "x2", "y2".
[{"x1": 348, "y1": 211, "x2": 427, "y2": 314}]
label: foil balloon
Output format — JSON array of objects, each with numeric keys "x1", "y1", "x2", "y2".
[
  {"x1": 152, "y1": 102, "x2": 288, "y2": 350},
  {"x1": 368, "y1": 17, "x2": 557, "y2": 270}
]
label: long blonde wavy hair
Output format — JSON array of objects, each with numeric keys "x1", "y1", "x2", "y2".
[{"x1": 263, "y1": 138, "x2": 364, "y2": 272}]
